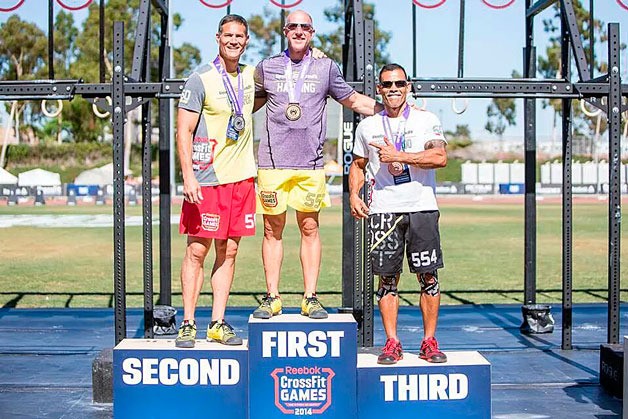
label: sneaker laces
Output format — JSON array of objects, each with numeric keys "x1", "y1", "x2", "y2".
[
  {"x1": 179, "y1": 323, "x2": 195, "y2": 338},
  {"x1": 305, "y1": 296, "x2": 322, "y2": 307},
  {"x1": 260, "y1": 294, "x2": 276, "y2": 307},
  {"x1": 422, "y1": 337, "x2": 439, "y2": 354},
  {"x1": 220, "y1": 321, "x2": 235, "y2": 334},
  {"x1": 382, "y1": 338, "x2": 400, "y2": 355}
]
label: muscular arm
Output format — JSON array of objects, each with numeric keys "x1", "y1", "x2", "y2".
[
  {"x1": 176, "y1": 108, "x2": 203, "y2": 203},
  {"x1": 348, "y1": 155, "x2": 370, "y2": 219},
  {"x1": 372, "y1": 139, "x2": 447, "y2": 169},
  {"x1": 338, "y1": 92, "x2": 384, "y2": 116}
]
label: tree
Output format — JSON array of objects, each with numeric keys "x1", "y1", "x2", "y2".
[
  {"x1": 318, "y1": 2, "x2": 391, "y2": 68},
  {"x1": 485, "y1": 98, "x2": 516, "y2": 144},
  {"x1": 0, "y1": 15, "x2": 48, "y2": 143}
]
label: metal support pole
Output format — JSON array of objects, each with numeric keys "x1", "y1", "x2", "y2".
[
  {"x1": 523, "y1": 0, "x2": 537, "y2": 307},
  {"x1": 606, "y1": 23, "x2": 622, "y2": 345},
  {"x1": 560, "y1": 12, "x2": 573, "y2": 350},
  {"x1": 99, "y1": 0, "x2": 105, "y2": 83},
  {"x1": 141, "y1": 9, "x2": 154, "y2": 339},
  {"x1": 158, "y1": 9, "x2": 172, "y2": 306},
  {"x1": 48, "y1": 0, "x2": 54, "y2": 79},
  {"x1": 412, "y1": 2, "x2": 417, "y2": 77},
  {"x1": 457, "y1": 0, "x2": 466, "y2": 78},
  {"x1": 112, "y1": 22, "x2": 127, "y2": 345}
]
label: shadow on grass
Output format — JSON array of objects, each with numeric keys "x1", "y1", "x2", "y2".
[{"x1": 2, "y1": 288, "x2": 625, "y2": 308}]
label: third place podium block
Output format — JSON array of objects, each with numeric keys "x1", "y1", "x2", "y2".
[
  {"x1": 357, "y1": 351, "x2": 491, "y2": 418},
  {"x1": 248, "y1": 313, "x2": 357, "y2": 418}
]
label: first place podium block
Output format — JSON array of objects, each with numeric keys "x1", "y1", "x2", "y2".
[
  {"x1": 357, "y1": 351, "x2": 491, "y2": 419},
  {"x1": 248, "y1": 313, "x2": 357, "y2": 418},
  {"x1": 113, "y1": 339, "x2": 248, "y2": 419}
]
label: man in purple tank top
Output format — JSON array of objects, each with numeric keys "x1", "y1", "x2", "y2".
[{"x1": 252, "y1": 9, "x2": 383, "y2": 320}]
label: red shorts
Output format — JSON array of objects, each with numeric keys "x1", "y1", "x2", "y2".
[{"x1": 179, "y1": 178, "x2": 256, "y2": 239}]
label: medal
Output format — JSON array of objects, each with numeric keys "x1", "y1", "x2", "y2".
[
  {"x1": 283, "y1": 50, "x2": 312, "y2": 122},
  {"x1": 388, "y1": 162, "x2": 404, "y2": 176},
  {"x1": 285, "y1": 103, "x2": 302, "y2": 121},
  {"x1": 233, "y1": 114, "x2": 245, "y2": 131}
]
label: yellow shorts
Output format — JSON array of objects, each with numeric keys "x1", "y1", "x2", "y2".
[{"x1": 257, "y1": 169, "x2": 332, "y2": 215}]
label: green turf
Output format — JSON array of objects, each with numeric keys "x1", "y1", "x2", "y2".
[{"x1": 0, "y1": 201, "x2": 625, "y2": 308}]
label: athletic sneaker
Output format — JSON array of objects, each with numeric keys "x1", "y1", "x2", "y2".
[
  {"x1": 301, "y1": 294, "x2": 328, "y2": 319},
  {"x1": 175, "y1": 320, "x2": 197, "y2": 348},
  {"x1": 252, "y1": 293, "x2": 282, "y2": 319},
  {"x1": 377, "y1": 338, "x2": 403, "y2": 365},
  {"x1": 206, "y1": 320, "x2": 243, "y2": 346},
  {"x1": 419, "y1": 336, "x2": 447, "y2": 363}
]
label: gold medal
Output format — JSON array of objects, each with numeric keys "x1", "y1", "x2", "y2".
[
  {"x1": 286, "y1": 103, "x2": 302, "y2": 121},
  {"x1": 388, "y1": 162, "x2": 404, "y2": 176}
]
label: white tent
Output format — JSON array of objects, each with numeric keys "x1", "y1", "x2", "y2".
[
  {"x1": 74, "y1": 163, "x2": 113, "y2": 186},
  {"x1": 18, "y1": 168, "x2": 61, "y2": 187},
  {"x1": 0, "y1": 167, "x2": 17, "y2": 184}
]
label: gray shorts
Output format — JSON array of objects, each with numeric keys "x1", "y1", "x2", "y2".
[{"x1": 368, "y1": 211, "x2": 444, "y2": 276}]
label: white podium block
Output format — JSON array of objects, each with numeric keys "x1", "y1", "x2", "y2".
[
  {"x1": 113, "y1": 339, "x2": 248, "y2": 419},
  {"x1": 248, "y1": 314, "x2": 357, "y2": 418},
  {"x1": 357, "y1": 351, "x2": 491, "y2": 419}
]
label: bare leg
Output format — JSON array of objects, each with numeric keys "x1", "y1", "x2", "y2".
[
  {"x1": 210, "y1": 237, "x2": 240, "y2": 322},
  {"x1": 296, "y1": 210, "x2": 321, "y2": 296},
  {"x1": 262, "y1": 213, "x2": 286, "y2": 295},
  {"x1": 378, "y1": 275, "x2": 400, "y2": 341},
  {"x1": 180, "y1": 236, "x2": 212, "y2": 321},
  {"x1": 419, "y1": 273, "x2": 441, "y2": 338}
]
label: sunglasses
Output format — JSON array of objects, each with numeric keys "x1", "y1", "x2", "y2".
[
  {"x1": 379, "y1": 80, "x2": 409, "y2": 88},
  {"x1": 285, "y1": 23, "x2": 314, "y2": 32}
]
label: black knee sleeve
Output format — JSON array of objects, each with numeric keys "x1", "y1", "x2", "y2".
[
  {"x1": 375, "y1": 275, "x2": 399, "y2": 300},
  {"x1": 419, "y1": 271, "x2": 440, "y2": 297}
]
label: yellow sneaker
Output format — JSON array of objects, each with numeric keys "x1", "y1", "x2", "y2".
[
  {"x1": 301, "y1": 294, "x2": 328, "y2": 319},
  {"x1": 206, "y1": 320, "x2": 243, "y2": 346},
  {"x1": 252, "y1": 294, "x2": 283, "y2": 319},
  {"x1": 175, "y1": 320, "x2": 196, "y2": 348}
]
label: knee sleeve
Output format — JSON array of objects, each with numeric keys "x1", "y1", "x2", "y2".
[
  {"x1": 419, "y1": 271, "x2": 440, "y2": 297},
  {"x1": 375, "y1": 275, "x2": 399, "y2": 300}
]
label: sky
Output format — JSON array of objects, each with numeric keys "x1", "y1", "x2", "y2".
[{"x1": 1, "y1": 0, "x2": 628, "y2": 141}]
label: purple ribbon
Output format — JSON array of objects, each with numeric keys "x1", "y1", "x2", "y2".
[
  {"x1": 213, "y1": 56, "x2": 244, "y2": 116},
  {"x1": 283, "y1": 49, "x2": 312, "y2": 104},
  {"x1": 380, "y1": 105, "x2": 411, "y2": 151}
]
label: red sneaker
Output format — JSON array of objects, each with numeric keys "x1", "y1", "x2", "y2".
[
  {"x1": 419, "y1": 336, "x2": 447, "y2": 363},
  {"x1": 377, "y1": 338, "x2": 403, "y2": 365}
]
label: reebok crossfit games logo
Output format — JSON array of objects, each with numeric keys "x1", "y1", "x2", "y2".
[{"x1": 271, "y1": 366, "x2": 335, "y2": 415}]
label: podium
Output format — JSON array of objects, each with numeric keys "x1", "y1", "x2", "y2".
[
  {"x1": 113, "y1": 339, "x2": 248, "y2": 419},
  {"x1": 111, "y1": 316, "x2": 491, "y2": 418},
  {"x1": 357, "y1": 351, "x2": 491, "y2": 418},
  {"x1": 248, "y1": 314, "x2": 357, "y2": 418}
]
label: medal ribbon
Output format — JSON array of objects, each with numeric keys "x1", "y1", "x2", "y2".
[
  {"x1": 284, "y1": 49, "x2": 312, "y2": 104},
  {"x1": 380, "y1": 105, "x2": 410, "y2": 151},
  {"x1": 213, "y1": 56, "x2": 244, "y2": 116}
]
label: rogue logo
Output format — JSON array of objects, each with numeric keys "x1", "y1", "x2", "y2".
[
  {"x1": 271, "y1": 367, "x2": 335, "y2": 415},
  {"x1": 342, "y1": 121, "x2": 354, "y2": 175}
]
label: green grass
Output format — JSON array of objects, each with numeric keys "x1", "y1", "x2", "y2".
[{"x1": 0, "y1": 201, "x2": 625, "y2": 308}]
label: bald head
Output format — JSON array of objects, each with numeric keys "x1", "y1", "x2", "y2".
[{"x1": 286, "y1": 10, "x2": 313, "y2": 26}]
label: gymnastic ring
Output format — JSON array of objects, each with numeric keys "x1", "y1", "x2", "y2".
[
  {"x1": 580, "y1": 99, "x2": 602, "y2": 117},
  {"x1": 92, "y1": 96, "x2": 112, "y2": 119},
  {"x1": 41, "y1": 99, "x2": 63, "y2": 118},
  {"x1": 199, "y1": 0, "x2": 233, "y2": 8},
  {"x1": 269, "y1": 0, "x2": 303, "y2": 8},
  {"x1": 482, "y1": 0, "x2": 516, "y2": 9},
  {"x1": 412, "y1": 0, "x2": 447, "y2": 9},
  {"x1": 617, "y1": 0, "x2": 628, "y2": 12},
  {"x1": 451, "y1": 97, "x2": 469, "y2": 114}
]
